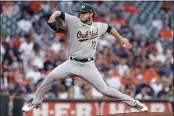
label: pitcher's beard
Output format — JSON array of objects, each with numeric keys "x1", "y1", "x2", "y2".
[
  {"x1": 80, "y1": 17, "x2": 90, "y2": 24},
  {"x1": 80, "y1": 19, "x2": 88, "y2": 23}
]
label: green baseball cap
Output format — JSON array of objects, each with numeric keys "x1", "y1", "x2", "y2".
[{"x1": 76, "y1": 3, "x2": 94, "y2": 13}]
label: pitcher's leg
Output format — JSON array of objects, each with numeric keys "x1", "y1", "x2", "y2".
[
  {"x1": 32, "y1": 75, "x2": 55, "y2": 104},
  {"x1": 80, "y1": 65, "x2": 136, "y2": 107},
  {"x1": 32, "y1": 61, "x2": 71, "y2": 104}
]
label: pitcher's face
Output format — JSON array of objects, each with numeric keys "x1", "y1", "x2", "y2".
[{"x1": 79, "y1": 12, "x2": 91, "y2": 23}]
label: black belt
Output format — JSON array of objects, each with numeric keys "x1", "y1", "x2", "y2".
[{"x1": 70, "y1": 57, "x2": 94, "y2": 62}]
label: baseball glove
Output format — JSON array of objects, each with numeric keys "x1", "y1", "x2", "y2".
[{"x1": 47, "y1": 18, "x2": 67, "y2": 33}]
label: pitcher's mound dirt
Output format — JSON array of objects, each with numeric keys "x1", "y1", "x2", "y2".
[{"x1": 101, "y1": 112, "x2": 174, "y2": 116}]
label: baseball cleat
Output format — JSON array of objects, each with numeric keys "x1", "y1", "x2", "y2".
[
  {"x1": 134, "y1": 100, "x2": 149, "y2": 112},
  {"x1": 22, "y1": 102, "x2": 41, "y2": 112}
]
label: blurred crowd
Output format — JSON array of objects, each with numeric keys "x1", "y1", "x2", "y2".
[{"x1": 0, "y1": 1, "x2": 173, "y2": 101}]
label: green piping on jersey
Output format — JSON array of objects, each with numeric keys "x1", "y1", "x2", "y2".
[
  {"x1": 59, "y1": 12, "x2": 65, "y2": 21},
  {"x1": 107, "y1": 25, "x2": 112, "y2": 33}
]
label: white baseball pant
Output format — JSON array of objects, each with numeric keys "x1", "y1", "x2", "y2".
[{"x1": 32, "y1": 59, "x2": 136, "y2": 107}]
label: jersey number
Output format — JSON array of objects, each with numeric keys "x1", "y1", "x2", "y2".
[{"x1": 91, "y1": 41, "x2": 96, "y2": 49}]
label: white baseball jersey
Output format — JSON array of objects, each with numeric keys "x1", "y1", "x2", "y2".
[{"x1": 64, "y1": 13, "x2": 108, "y2": 59}]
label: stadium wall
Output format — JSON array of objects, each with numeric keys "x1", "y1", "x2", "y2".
[{"x1": 0, "y1": 94, "x2": 173, "y2": 116}]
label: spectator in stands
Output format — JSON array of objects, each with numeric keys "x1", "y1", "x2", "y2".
[
  {"x1": 135, "y1": 74, "x2": 154, "y2": 97},
  {"x1": 1, "y1": 69, "x2": 9, "y2": 91},
  {"x1": 159, "y1": 59, "x2": 173, "y2": 76},
  {"x1": 41, "y1": 1, "x2": 51, "y2": 13},
  {"x1": 32, "y1": 18, "x2": 44, "y2": 43},
  {"x1": 167, "y1": 85, "x2": 173, "y2": 101},
  {"x1": 61, "y1": 78, "x2": 75, "y2": 99},
  {"x1": 123, "y1": 3, "x2": 139, "y2": 14},
  {"x1": 160, "y1": 25, "x2": 173, "y2": 40},
  {"x1": 1, "y1": 43, "x2": 5, "y2": 64},
  {"x1": 51, "y1": 36, "x2": 62, "y2": 54},
  {"x1": 123, "y1": 84, "x2": 136, "y2": 98},
  {"x1": 30, "y1": 43, "x2": 45, "y2": 69},
  {"x1": 155, "y1": 39, "x2": 163, "y2": 55},
  {"x1": 67, "y1": 86, "x2": 74, "y2": 99},
  {"x1": 133, "y1": 20, "x2": 148, "y2": 38},
  {"x1": 28, "y1": 1, "x2": 42, "y2": 14},
  {"x1": 152, "y1": 16, "x2": 163, "y2": 30},
  {"x1": 150, "y1": 78, "x2": 163, "y2": 97},
  {"x1": 157, "y1": 75, "x2": 173, "y2": 99},
  {"x1": 60, "y1": 1, "x2": 73, "y2": 14},
  {"x1": 105, "y1": 69, "x2": 121, "y2": 90},
  {"x1": 25, "y1": 63, "x2": 43, "y2": 83},
  {"x1": 25, "y1": 78, "x2": 36, "y2": 98},
  {"x1": 14, "y1": 82, "x2": 26, "y2": 96},
  {"x1": 82, "y1": 82, "x2": 93, "y2": 99},
  {"x1": 141, "y1": 63, "x2": 159, "y2": 84},
  {"x1": 17, "y1": 12, "x2": 32, "y2": 33},
  {"x1": 57, "y1": 84, "x2": 68, "y2": 99},
  {"x1": 148, "y1": 47, "x2": 166, "y2": 64},
  {"x1": 2, "y1": 1, "x2": 18, "y2": 17},
  {"x1": 73, "y1": 77, "x2": 85, "y2": 99},
  {"x1": 165, "y1": 50, "x2": 173, "y2": 71},
  {"x1": 162, "y1": 1, "x2": 173, "y2": 12},
  {"x1": 135, "y1": 87, "x2": 152, "y2": 100},
  {"x1": 117, "y1": 59, "x2": 129, "y2": 77}
]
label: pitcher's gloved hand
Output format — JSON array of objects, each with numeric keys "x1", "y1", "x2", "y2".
[{"x1": 47, "y1": 18, "x2": 67, "y2": 33}]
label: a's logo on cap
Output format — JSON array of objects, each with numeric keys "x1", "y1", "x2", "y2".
[{"x1": 81, "y1": 5, "x2": 85, "y2": 8}]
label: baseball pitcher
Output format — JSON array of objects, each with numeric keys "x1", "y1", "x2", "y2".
[{"x1": 22, "y1": 3, "x2": 148, "y2": 113}]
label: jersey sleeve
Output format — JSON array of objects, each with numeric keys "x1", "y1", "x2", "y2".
[
  {"x1": 99, "y1": 23, "x2": 109, "y2": 35},
  {"x1": 61, "y1": 12, "x2": 79, "y2": 29}
]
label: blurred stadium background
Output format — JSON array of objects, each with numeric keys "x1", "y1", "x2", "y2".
[{"x1": 0, "y1": 1, "x2": 173, "y2": 116}]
